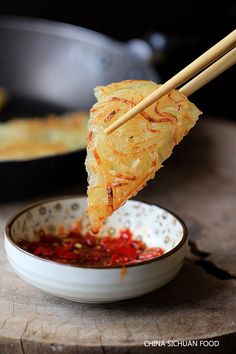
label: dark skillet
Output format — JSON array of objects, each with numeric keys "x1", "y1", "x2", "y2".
[{"x1": 0, "y1": 16, "x2": 158, "y2": 200}]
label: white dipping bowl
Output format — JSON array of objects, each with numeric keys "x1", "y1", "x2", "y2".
[{"x1": 5, "y1": 196, "x2": 187, "y2": 303}]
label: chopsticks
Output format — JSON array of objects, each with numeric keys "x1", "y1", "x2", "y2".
[
  {"x1": 105, "y1": 30, "x2": 236, "y2": 135},
  {"x1": 179, "y1": 47, "x2": 236, "y2": 96}
]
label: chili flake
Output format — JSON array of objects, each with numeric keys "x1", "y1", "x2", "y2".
[{"x1": 18, "y1": 228, "x2": 164, "y2": 267}]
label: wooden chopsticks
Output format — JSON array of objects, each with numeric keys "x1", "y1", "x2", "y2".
[
  {"x1": 105, "y1": 30, "x2": 236, "y2": 135},
  {"x1": 179, "y1": 47, "x2": 236, "y2": 96}
]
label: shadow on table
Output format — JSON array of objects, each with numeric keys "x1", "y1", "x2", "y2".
[{"x1": 95, "y1": 259, "x2": 228, "y2": 312}]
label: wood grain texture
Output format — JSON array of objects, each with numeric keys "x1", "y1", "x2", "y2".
[{"x1": 0, "y1": 118, "x2": 235, "y2": 353}]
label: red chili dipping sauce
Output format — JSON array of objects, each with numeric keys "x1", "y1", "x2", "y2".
[{"x1": 18, "y1": 229, "x2": 164, "y2": 267}]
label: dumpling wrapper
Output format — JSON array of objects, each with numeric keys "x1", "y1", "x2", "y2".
[{"x1": 85, "y1": 80, "x2": 202, "y2": 233}]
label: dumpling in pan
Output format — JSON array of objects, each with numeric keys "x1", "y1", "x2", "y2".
[{"x1": 85, "y1": 80, "x2": 202, "y2": 233}]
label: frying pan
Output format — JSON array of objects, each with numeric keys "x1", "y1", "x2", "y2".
[{"x1": 0, "y1": 16, "x2": 159, "y2": 199}]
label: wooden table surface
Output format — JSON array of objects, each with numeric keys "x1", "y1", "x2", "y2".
[{"x1": 0, "y1": 118, "x2": 235, "y2": 354}]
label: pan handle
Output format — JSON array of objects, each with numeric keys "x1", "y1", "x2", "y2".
[{"x1": 127, "y1": 32, "x2": 203, "y2": 64}]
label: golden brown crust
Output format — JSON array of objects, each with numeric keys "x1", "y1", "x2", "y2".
[{"x1": 0, "y1": 112, "x2": 88, "y2": 160}]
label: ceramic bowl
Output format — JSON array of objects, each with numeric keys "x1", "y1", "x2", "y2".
[{"x1": 4, "y1": 196, "x2": 187, "y2": 303}]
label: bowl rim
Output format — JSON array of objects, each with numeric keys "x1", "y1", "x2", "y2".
[{"x1": 5, "y1": 194, "x2": 188, "y2": 269}]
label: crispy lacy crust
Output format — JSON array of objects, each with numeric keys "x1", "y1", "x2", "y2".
[
  {"x1": 85, "y1": 80, "x2": 202, "y2": 233},
  {"x1": 0, "y1": 112, "x2": 88, "y2": 160}
]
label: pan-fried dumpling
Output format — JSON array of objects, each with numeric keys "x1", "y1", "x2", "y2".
[
  {"x1": 85, "y1": 80, "x2": 202, "y2": 233},
  {"x1": 0, "y1": 112, "x2": 88, "y2": 160}
]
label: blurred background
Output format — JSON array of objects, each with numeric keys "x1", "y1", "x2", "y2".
[
  {"x1": 1, "y1": 0, "x2": 235, "y2": 119},
  {"x1": 0, "y1": 1, "x2": 235, "y2": 198}
]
